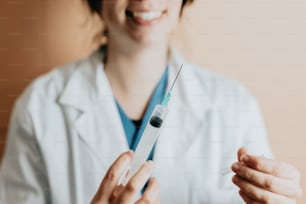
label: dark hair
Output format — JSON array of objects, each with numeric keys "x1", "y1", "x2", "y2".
[{"x1": 87, "y1": 0, "x2": 194, "y2": 14}]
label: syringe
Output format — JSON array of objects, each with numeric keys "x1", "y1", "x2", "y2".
[{"x1": 118, "y1": 64, "x2": 184, "y2": 185}]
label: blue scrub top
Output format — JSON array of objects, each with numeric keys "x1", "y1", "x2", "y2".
[{"x1": 116, "y1": 67, "x2": 168, "y2": 160}]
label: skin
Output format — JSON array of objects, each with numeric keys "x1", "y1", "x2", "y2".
[
  {"x1": 102, "y1": 0, "x2": 182, "y2": 120},
  {"x1": 91, "y1": 151, "x2": 160, "y2": 204},
  {"x1": 232, "y1": 147, "x2": 302, "y2": 203},
  {"x1": 90, "y1": 0, "x2": 302, "y2": 203}
]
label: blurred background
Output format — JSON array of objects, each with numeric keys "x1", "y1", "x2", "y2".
[{"x1": 0, "y1": 0, "x2": 305, "y2": 202}]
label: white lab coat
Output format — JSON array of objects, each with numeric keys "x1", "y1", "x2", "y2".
[{"x1": 0, "y1": 49, "x2": 273, "y2": 204}]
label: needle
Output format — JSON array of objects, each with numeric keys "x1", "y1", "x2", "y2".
[{"x1": 161, "y1": 64, "x2": 183, "y2": 107}]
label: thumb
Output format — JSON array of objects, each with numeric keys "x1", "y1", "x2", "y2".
[{"x1": 237, "y1": 147, "x2": 248, "y2": 162}]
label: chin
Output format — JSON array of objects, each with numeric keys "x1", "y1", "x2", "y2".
[{"x1": 128, "y1": 31, "x2": 168, "y2": 47}]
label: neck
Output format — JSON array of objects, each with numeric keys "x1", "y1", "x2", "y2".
[
  {"x1": 104, "y1": 40, "x2": 169, "y2": 119},
  {"x1": 105, "y1": 40, "x2": 169, "y2": 93}
]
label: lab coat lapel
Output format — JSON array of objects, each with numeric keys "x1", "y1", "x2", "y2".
[
  {"x1": 59, "y1": 51, "x2": 128, "y2": 166},
  {"x1": 154, "y1": 50, "x2": 211, "y2": 160},
  {"x1": 153, "y1": 51, "x2": 212, "y2": 203}
]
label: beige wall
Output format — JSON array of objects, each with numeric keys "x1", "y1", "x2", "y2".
[{"x1": 0, "y1": 0, "x2": 305, "y2": 202}]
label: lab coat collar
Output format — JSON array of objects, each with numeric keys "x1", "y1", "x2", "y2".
[
  {"x1": 58, "y1": 50, "x2": 111, "y2": 111},
  {"x1": 58, "y1": 48, "x2": 212, "y2": 120},
  {"x1": 58, "y1": 50, "x2": 128, "y2": 165}
]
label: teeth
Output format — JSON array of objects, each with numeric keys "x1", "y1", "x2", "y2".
[{"x1": 132, "y1": 11, "x2": 163, "y2": 20}]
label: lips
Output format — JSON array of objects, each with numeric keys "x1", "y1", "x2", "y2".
[{"x1": 125, "y1": 10, "x2": 165, "y2": 25}]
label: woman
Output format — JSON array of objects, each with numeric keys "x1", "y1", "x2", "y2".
[{"x1": 0, "y1": 0, "x2": 302, "y2": 203}]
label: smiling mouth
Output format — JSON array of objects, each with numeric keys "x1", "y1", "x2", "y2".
[{"x1": 125, "y1": 10, "x2": 165, "y2": 22}]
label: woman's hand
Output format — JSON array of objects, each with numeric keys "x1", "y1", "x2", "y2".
[
  {"x1": 91, "y1": 151, "x2": 160, "y2": 204},
  {"x1": 232, "y1": 147, "x2": 302, "y2": 204}
]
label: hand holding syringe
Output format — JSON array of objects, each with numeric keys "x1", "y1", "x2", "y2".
[
  {"x1": 118, "y1": 64, "x2": 184, "y2": 185},
  {"x1": 221, "y1": 152, "x2": 265, "y2": 176}
]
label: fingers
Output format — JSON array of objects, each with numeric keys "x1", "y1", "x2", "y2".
[
  {"x1": 93, "y1": 152, "x2": 158, "y2": 204},
  {"x1": 239, "y1": 190, "x2": 261, "y2": 204},
  {"x1": 99, "y1": 151, "x2": 134, "y2": 197},
  {"x1": 118, "y1": 161, "x2": 154, "y2": 203},
  {"x1": 135, "y1": 177, "x2": 160, "y2": 204},
  {"x1": 232, "y1": 175, "x2": 295, "y2": 204},
  {"x1": 237, "y1": 147, "x2": 248, "y2": 162},
  {"x1": 239, "y1": 154, "x2": 300, "y2": 180},
  {"x1": 232, "y1": 162, "x2": 301, "y2": 198},
  {"x1": 233, "y1": 147, "x2": 302, "y2": 203}
]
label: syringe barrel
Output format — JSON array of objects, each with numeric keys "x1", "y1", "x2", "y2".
[{"x1": 119, "y1": 104, "x2": 168, "y2": 185}]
